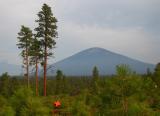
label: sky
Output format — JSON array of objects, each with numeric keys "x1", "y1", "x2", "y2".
[{"x1": 0, "y1": 0, "x2": 159, "y2": 65}]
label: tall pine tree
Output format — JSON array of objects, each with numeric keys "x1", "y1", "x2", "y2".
[
  {"x1": 17, "y1": 25, "x2": 33, "y2": 87},
  {"x1": 35, "y1": 3, "x2": 58, "y2": 96}
]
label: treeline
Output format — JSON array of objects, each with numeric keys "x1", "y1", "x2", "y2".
[{"x1": 0, "y1": 63, "x2": 160, "y2": 115}]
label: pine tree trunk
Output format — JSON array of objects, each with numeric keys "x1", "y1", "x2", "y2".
[
  {"x1": 44, "y1": 44, "x2": 47, "y2": 96},
  {"x1": 26, "y1": 48, "x2": 29, "y2": 88},
  {"x1": 36, "y1": 57, "x2": 38, "y2": 96}
]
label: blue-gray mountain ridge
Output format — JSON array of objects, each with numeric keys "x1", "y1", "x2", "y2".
[
  {"x1": 47, "y1": 47, "x2": 155, "y2": 76},
  {"x1": 0, "y1": 61, "x2": 21, "y2": 75}
]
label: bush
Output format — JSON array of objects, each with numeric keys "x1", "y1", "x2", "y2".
[
  {"x1": 0, "y1": 95, "x2": 15, "y2": 116},
  {"x1": 10, "y1": 87, "x2": 50, "y2": 116},
  {"x1": 71, "y1": 100, "x2": 90, "y2": 116}
]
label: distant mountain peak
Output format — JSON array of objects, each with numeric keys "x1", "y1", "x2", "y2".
[
  {"x1": 84, "y1": 47, "x2": 107, "y2": 53},
  {"x1": 84, "y1": 47, "x2": 108, "y2": 52},
  {"x1": 47, "y1": 47, "x2": 155, "y2": 76},
  {"x1": 74, "y1": 47, "x2": 114, "y2": 57},
  {"x1": 87, "y1": 47, "x2": 106, "y2": 50}
]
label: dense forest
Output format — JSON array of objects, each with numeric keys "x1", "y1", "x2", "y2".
[{"x1": 0, "y1": 63, "x2": 160, "y2": 115}]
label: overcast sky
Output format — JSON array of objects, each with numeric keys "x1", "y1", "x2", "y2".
[{"x1": 0, "y1": 0, "x2": 159, "y2": 65}]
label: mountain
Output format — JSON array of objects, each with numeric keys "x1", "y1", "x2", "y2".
[
  {"x1": 47, "y1": 47, "x2": 155, "y2": 76},
  {"x1": 0, "y1": 61, "x2": 21, "y2": 75}
]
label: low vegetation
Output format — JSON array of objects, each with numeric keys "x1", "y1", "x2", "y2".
[{"x1": 0, "y1": 63, "x2": 160, "y2": 115}]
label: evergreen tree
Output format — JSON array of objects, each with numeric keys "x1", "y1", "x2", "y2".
[
  {"x1": 116, "y1": 64, "x2": 131, "y2": 78},
  {"x1": 92, "y1": 66, "x2": 100, "y2": 94},
  {"x1": 152, "y1": 63, "x2": 160, "y2": 87},
  {"x1": 61, "y1": 75, "x2": 68, "y2": 94},
  {"x1": 92, "y1": 66, "x2": 99, "y2": 82},
  {"x1": 17, "y1": 25, "x2": 33, "y2": 87},
  {"x1": 116, "y1": 64, "x2": 131, "y2": 114},
  {"x1": 35, "y1": 3, "x2": 58, "y2": 96},
  {"x1": 29, "y1": 35, "x2": 43, "y2": 96},
  {"x1": 154, "y1": 63, "x2": 160, "y2": 77},
  {"x1": 146, "y1": 68, "x2": 152, "y2": 77},
  {"x1": 0, "y1": 73, "x2": 10, "y2": 97},
  {"x1": 55, "y1": 70, "x2": 63, "y2": 94}
]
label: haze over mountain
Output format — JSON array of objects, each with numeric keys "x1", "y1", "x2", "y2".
[
  {"x1": 0, "y1": 47, "x2": 155, "y2": 76},
  {"x1": 0, "y1": 61, "x2": 21, "y2": 75},
  {"x1": 47, "y1": 47, "x2": 155, "y2": 76}
]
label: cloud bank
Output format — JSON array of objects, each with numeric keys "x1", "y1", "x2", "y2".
[{"x1": 0, "y1": 0, "x2": 159, "y2": 65}]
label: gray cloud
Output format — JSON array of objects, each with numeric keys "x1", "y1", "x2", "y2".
[
  {"x1": 55, "y1": 0, "x2": 160, "y2": 33},
  {"x1": 0, "y1": 0, "x2": 159, "y2": 65},
  {"x1": 55, "y1": 23, "x2": 160, "y2": 64}
]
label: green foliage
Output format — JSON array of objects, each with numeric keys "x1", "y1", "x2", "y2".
[
  {"x1": 92, "y1": 66, "x2": 100, "y2": 94},
  {"x1": 10, "y1": 87, "x2": 51, "y2": 116},
  {"x1": 17, "y1": 25, "x2": 33, "y2": 51},
  {"x1": 0, "y1": 95, "x2": 15, "y2": 116},
  {"x1": 152, "y1": 63, "x2": 160, "y2": 87},
  {"x1": 154, "y1": 63, "x2": 160, "y2": 76},
  {"x1": 92, "y1": 66, "x2": 99, "y2": 81},
  {"x1": 10, "y1": 87, "x2": 33, "y2": 115},
  {"x1": 71, "y1": 100, "x2": 90, "y2": 116},
  {"x1": 1, "y1": 63, "x2": 160, "y2": 115},
  {"x1": 17, "y1": 25, "x2": 33, "y2": 87},
  {"x1": 17, "y1": 25, "x2": 33, "y2": 64},
  {"x1": 56, "y1": 70, "x2": 63, "y2": 81},
  {"x1": 0, "y1": 106, "x2": 15, "y2": 116},
  {"x1": 18, "y1": 97, "x2": 50, "y2": 116},
  {"x1": 0, "y1": 72, "x2": 11, "y2": 97},
  {"x1": 55, "y1": 70, "x2": 63, "y2": 94},
  {"x1": 29, "y1": 35, "x2": 43, "y2": 66},
  {"x1": 35, "y1": 3, "x2": 58, "y2": 57},
  {"x1": 116, "y1": 64, "x2": 132, "y2": 77}
]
